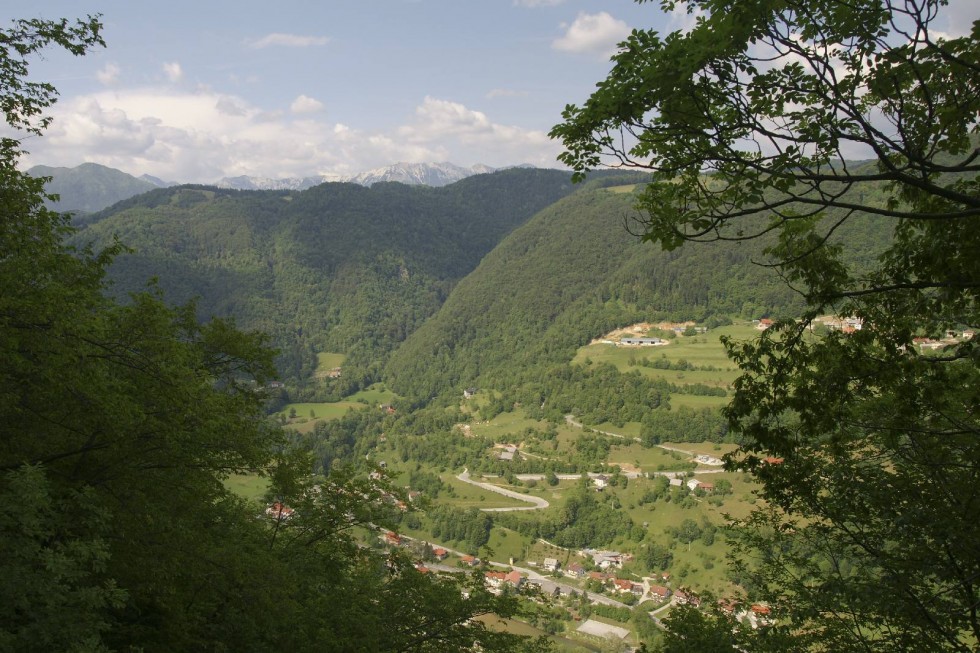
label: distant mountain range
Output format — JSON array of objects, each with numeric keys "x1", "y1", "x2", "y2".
[
  {"x1": 215, "y1": 162, "x2": 507, "y2": 191},
  {"x1": 28, "y1": 161, "x2": 528, "y2": 213}
]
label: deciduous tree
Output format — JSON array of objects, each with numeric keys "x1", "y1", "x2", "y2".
[{"x1": 554, "y1": 0, "x2": 980, "y2": 650}]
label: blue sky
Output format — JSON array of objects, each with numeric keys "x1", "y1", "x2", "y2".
[
  {"x1": 10, "y1": 1, "x2": 976, "y2": 184},
  {"x1": 11, "y1": 1, "x2": 678, "y2": 182}
]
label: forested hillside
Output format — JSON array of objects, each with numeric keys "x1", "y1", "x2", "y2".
[
  {"x1": 73, "y1": 169, "x2": 582, "y2": 387},
  {"x1": 385, "y1": 178, "x2": 804, "y2": 401}
]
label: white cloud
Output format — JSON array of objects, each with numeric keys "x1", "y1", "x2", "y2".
[
  {"x1": 290, "y1": 95, "x2": 325, "y2": 114},
  {"x1": 666, "y1": 1, "x2": 706, "y2": 34},
  {"x1": 397, "y1": 96, "x2": 557, "y2": 165},
  {"x1": 250, "y1": 33, "x2": 329, "y2": 48},
  {"x1": 24, "y1": 90, "x2": 559, "y2": 182},
  {"x1": 96, "y1": 63, "x2": 120, "y2": 85},
  {"x1": 552, "y1": 12, "x2": 631, "y2": 59},
  {"x1": 163, "y1": 62, "x2": 183, "y2": 83}
]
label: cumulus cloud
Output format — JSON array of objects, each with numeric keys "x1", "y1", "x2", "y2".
[
  {"x1": 24, "y1": 89, "x2": 558, "y2": 182},
  {"x1": 290, "y1": 95, "x2": 325, "y2": 114},
  {"x1": 163, "y1": 62, "x2": 183, "y2": 83},
  {"x1": 96, "y1": 63, "x2": 120, "y2": 85},
  {"x1": 250, "y1": 33, "x2": 329, "y2": 48},
  {"x1": 552, "y1": 12, "x2": 631, "y2": 59}
]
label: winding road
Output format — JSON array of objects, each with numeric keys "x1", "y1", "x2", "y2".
[{"x1": 456, "y1": 468, "x2": 550, "y2": 511}]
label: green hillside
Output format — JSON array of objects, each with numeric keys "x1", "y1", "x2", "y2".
[
  {"x1": 72, "y1": 169, "x2": 583, "y2": 388},
  {"x1": 384, "y1": 182, "x2": 802, "y2": 402}
]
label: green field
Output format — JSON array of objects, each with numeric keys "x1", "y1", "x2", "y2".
[
  {"x1": 278, "y1": 401, "x2": 363, "y2": 433},
  {"x1": 573, "y1": 322, "x2": 761, "y2": 391},
  {"x1": 224, "y1": 473, "x2": 269, "y2": 502},
  {"x1": 605, "y1": 441, "x2": 695, "y2": 472},
  {"x1": 466, "y1": 410, "x2": 549, "y2": 442},
  {"x1": 439, "y1": 473, "x2": 533, "y2": 510},
  {"x1": 667, "y1": 394, "x2": 730, "y2": 410},
  {"x1": 346, "y1": 383, "x2": 398, "y2": 405},
  {"x1": 314, "y1": 352, "x2": 346, "y2": 378}
]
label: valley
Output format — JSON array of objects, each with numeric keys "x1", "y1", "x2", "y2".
[{"x1": 252, "y1": 319, "x2": 764, "y2": 650}]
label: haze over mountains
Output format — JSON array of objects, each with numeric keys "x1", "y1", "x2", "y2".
[{"x1": 29, "y1": 161, "x2": 525, "y2": 213}]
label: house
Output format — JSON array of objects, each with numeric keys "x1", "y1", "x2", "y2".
[
  {"x1": 432, "y1": 547, "x2": 449, "y2": 561},
  {"x1": 699, "y1": 482, "x2": 714, "y2": 492},
  {"x1": 695, "y1": 454, "x2": 724, "y2": 466},
  {"x1": 686, "y1": 479, "x2": 702, "y2": 491},
  {"x1": 265, "y1": 502, "x2": 295, "y2": 520},
  {"x1": 620, "y1": 337, "x2": 663, "y2": 346},
  {"x1": 587, "y1": 571, "x2": 609, "y2": 582},
  {"x1": 542, "y1": 558, "x2": 560, "y2": 572},
  {"x1": 674, "y1": 589, "x2": 701, "y2": 607},
  {"x1": 460, "y1": 555, "x2": 480, "y2": 567},
  {"x1": 764, "y1": 456, "x2": 784, "y2": 465},
  {"x1": 592, "y1": 551, "x2": 624, "y2": 569},
  {"x1": 565, "y1": 562, "x2": 586, "y2": 578},
  {"x1": 649, "y1": 584, "x2": 671, "y2": 602},
  {"x1": 485, "y1": 570, "x2": 523, "y2": 592},
  {"x1": 463, "y1": 387, "x2": 478, "y2": 399},
  {"x1": 498, "y1": 451, "x2": 515, "y2": 461},
  {"x1": 669, "y1": 477, "x2": 683, "y2": 487},
  {"x1": 383, "y1": 531, "x2": 402, "y2": 547},
  {"x1": 380, "y1": 403, "x2": 397, "y2": 414},
  {"x1": 612, "y1": 578, "x2": 634, "y2": 594},
  {"x1": 593, "y1": 474, "x2": 609, "y2": 490}
]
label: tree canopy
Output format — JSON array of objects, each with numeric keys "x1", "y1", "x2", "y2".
[
  {"x1": 554, "y1": 0, "x2": 980, "y2": 651},
  {"x1": 0, "y1": 15, "x2": 541, "y2": 652}
]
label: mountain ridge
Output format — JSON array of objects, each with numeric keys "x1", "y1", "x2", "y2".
[{"x1": 29, "y1": 161, "x2": 541, "y2": 213}]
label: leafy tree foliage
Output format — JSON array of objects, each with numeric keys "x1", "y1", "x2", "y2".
[
  {"x1": 0, "y1": 17, "x2": 541, "y2": 652},
  {"x1": 554, "y1": 0, "x2": 980, "y2": 650}
]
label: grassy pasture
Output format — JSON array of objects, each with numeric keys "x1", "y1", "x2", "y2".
[
  {"x1": 477, "y1": 616, "x2": 596, "y2": 652},
  {"x1": 606, "y1": 441, "x2": 695, "y2": 472},
  {"x1": 278, "y1": 401, "x2": 363, "y2": 433},
  {"x1": 466, "y1": 410, "x2": 549, "y2": 442},
  {"x1": 346, "y1": 383, "x2": 397, "y2": 405},
  {"x1": 315, "y1": 352, "x2": 345, "y2": 369},
  {"x1": 438, "y1": 473, "x2": 532, "y2": 510},
  {"x1": 666, "y1": 441, "x2": 740, "y2": 458},
  {"x1": 573, "y1": 322, "x2": 761, "y2": 391},
  {"x1": 224, "y1": 473, "x2": 269, "y2": 502},
  {"x1": 667, "y1": 394, "x2": 730, "y2": 410}
]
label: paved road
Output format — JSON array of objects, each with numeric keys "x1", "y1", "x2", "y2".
[
  {"x1": 456, "y1": 468, "x2": 550, "y2": 511},
  {"x1": 563, "y1": 414, "x2": 730, "y2": 474}
]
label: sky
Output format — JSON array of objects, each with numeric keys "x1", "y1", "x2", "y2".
[
  {"x1": 8, "y1": 1, "x2": 976, "y2": 185},
  {"x1": 9, "y1": 1, "x2": 683, "y2": 183}
]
